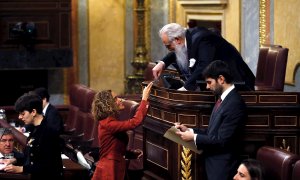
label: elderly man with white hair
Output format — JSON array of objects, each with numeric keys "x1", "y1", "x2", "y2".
[{"x1": 152, "y1": 23, "x2": 255, "y2": 91}]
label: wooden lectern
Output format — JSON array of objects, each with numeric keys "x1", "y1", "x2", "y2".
[{"x1": 142, "y1": 82, "x2": 300, "y2": 180}]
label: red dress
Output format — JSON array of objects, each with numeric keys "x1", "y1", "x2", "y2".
[{"x1": 91, "y1": 100, "x2": 149, "y2": 180}]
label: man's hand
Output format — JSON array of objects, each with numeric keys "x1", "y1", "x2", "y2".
[
  {"x1": 133, "y1": 149, "x2": 143, "y2": 159},
  {"x1": 125, "y1": 149, "x2": 143, "y2": 159},
  {"x1": 175, "y1": 130, "x2": 194, "y2": 141},
  {"x1": 174, "y1": 122, "x2": 188, "y2": 132},
  {"x1": 4, "y1": 164, "x2": 23, "y2": 173},
  {"x1": 0, "y1": 158, "x2": 17, "y2": 165},
  {"x1": 152, "y1": 61, "x2": 165, "y2": 79}
]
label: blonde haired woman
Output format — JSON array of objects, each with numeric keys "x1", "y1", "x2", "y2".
[{"x1": 91, "y1": 82, "x2": 153, "y2": 180}]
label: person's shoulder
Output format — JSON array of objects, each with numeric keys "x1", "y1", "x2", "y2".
[
  {"x1": 46, "y1": 104, "x2": 63, "y2": 118},
  {"x1": 231, "y1": 90, "x2": 246, "y2": 106},
  {"x1": 13, "y1": 150, "x2": 24, "y2": 158},
  {"x1": 187, "y1": 26, "x2": 209, "y2": 35},
  {"x1": 47, "y1": 104, "x2": 59, "y2": 112}
]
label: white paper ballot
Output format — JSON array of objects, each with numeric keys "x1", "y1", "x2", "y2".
[
  {"x1": 61, "y1": 154, "x2": 69, "y2": 159},
  {"x1": 76, "y1": 151, "x2": 91, "y2": 170},
  {"x1": 163, "y1": 126, "x2": 202, "y2": 154}
]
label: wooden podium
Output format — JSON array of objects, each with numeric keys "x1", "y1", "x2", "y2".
[{"x1": 142, "y1": 83, "x2": 300, "y2": 180}]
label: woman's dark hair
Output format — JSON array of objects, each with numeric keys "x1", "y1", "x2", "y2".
[
  {"x1": 241, "y1": 159, "x2": 265, "y2": 180},
  {"x1": 202, "y1": 60, "x2": 233, "y2": 83},
  {"x1": 14, "y1": 93, "x2": 43, "y2": 114}
]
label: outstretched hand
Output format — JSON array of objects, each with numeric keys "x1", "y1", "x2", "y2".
[{"x1": 142, "y1": 82, "x2": 153, "y2": 101}]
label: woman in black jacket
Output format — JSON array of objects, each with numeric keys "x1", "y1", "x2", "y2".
[{"x1": 4, "y1": 93, "x2": 63, "y2": 180}]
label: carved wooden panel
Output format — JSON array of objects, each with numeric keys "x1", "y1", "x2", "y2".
[
  {"x1": 178, "y1": 113, "x2": 197, "y2": 126},
  {"x1": 146, "y1": 141, "x2": 169, "y2": 170},
  {"x1": 143, "y1": 86, "x2": 300, "y2": 180}
]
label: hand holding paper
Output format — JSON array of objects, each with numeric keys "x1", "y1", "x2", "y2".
[
  {"x1": 175, "y1": 130, "x2": 194, "y2": 141},
  {"x1": 163, "y1": 126, "x2": 202, "y2": 154},
  {"x1": 174, "y1": 122, "x2": 188, "y2": 132}
]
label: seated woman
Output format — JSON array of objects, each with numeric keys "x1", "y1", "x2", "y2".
[
  {"x1": 3, "y1": 93, "x2": 63, "y2": 180},
  {"x1": 233, "y1": 159, "x2": 265, "y2": 180},
  {"x1": 91, "y1": 82, "x2": 153, "y2": 180}
]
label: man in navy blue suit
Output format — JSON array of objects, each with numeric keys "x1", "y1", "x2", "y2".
[
  {"x1": 32, "y1": 87, "x2": 64, "y2": 134},
  {"x1": 175, "y1": 60, "x2": 247, "y2": 180},
  {"x1": 152, "y1": 23, "x2": 255, "y2": 91}
]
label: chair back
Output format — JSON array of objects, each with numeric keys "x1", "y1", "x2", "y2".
[
  {"x1": 256, "y1": 146, "x2": 299, "y2": 180},
  {"x1": 292, "y1": 160, "x2": 300, "y2": 180},
  {"x1": 255, "y1": 44, "x2": 288, "y2": 91}
]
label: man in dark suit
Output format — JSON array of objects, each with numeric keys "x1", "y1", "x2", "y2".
[
  {"x1": 0, "y1": 128, "x2": 24, "y2": 167},
  {"x1": 32, "y1": 87, "x2": 64, "y2": 134},
  {"x1": 175, "y1": 60, "x2": 247, "y2": 180},
  {"x1": 152, "y1": 23, "x2": 255, "y2": 91}
]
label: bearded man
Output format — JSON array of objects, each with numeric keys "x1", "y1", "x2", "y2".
[
  {"x1": 175, "y1": 60, "x2": 247, "y2": 180},
  {"x1": 152, "y1": 23, "x2": 255, "y2": 91}
]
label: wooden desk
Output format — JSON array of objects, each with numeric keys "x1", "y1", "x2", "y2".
[
  {"x1": 0, "y1": 172, "x2": 31, "y2": 180},
  {"x1": 0, "y1": 160, "x2": 89, "y2": 180},
  {"x1": 63, "y1": 159, "x2": 89, "y2": 180},
  {"x1": 143, "y1": 84, "x2": 300, "y2": 180}
]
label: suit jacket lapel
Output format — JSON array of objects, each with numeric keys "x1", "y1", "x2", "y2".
[{"x1": 207, "y1": 90, "x2": 236, "y2": 133}]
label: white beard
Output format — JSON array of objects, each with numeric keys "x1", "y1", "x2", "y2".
[{"x1": 174, "y1": 44, "x2": 189, "y2": 76}]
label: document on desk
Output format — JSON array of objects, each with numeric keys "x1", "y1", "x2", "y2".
[{"x1": 163, "y1": 126, "x2": 202, "y2": 154}]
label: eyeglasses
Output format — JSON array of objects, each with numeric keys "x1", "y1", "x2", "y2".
[
  {"x1": 0, "y1": 139, "x2": 14, "y2": 143},
  {"x1": 164, "y1": 40, "x2": 174, "y2": 49}
]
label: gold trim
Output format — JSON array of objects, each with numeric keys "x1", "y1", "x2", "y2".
[
  {"x1": 280, "y1": 139, "x2": 290, "y2": 152},
  {"x1": 259, "y1": 0, "x2": 267, "y2": 45},
  {"x1": 146, "y1": 141, "x2": 169, "y2": 170},
  {"x1": 274, "y1": 136, "x2": 297, "y2": 153},
  {"x1": 169, "y1": 0, "x2": 175, "y2": 22},
  {"x1": 145, "y1": 0, "x2": 151, "y2": 61},
  {"x1": 177, "y1": 0, "x2": 227, "y2": 5},
  {"x1": 180, "y1": 146, "x2": 192, "y2": 180}
]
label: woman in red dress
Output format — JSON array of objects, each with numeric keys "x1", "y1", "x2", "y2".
[{"x1": 91, "y1": 82, "x2": 153, "y2": 180}]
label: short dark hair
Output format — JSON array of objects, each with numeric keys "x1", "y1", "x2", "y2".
[
  {"x1": 33, "y1": 87, "x2": 50, "y2": 102},
  {"x1": 241, "y1": 159, "x2": 265, "y2": 180},
  {"x1": 15, "y1": 93, "x2": 43, "y2": 114},
  {"x1": 202, "y1": 60, "x2": 233, "y2": 83}
]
